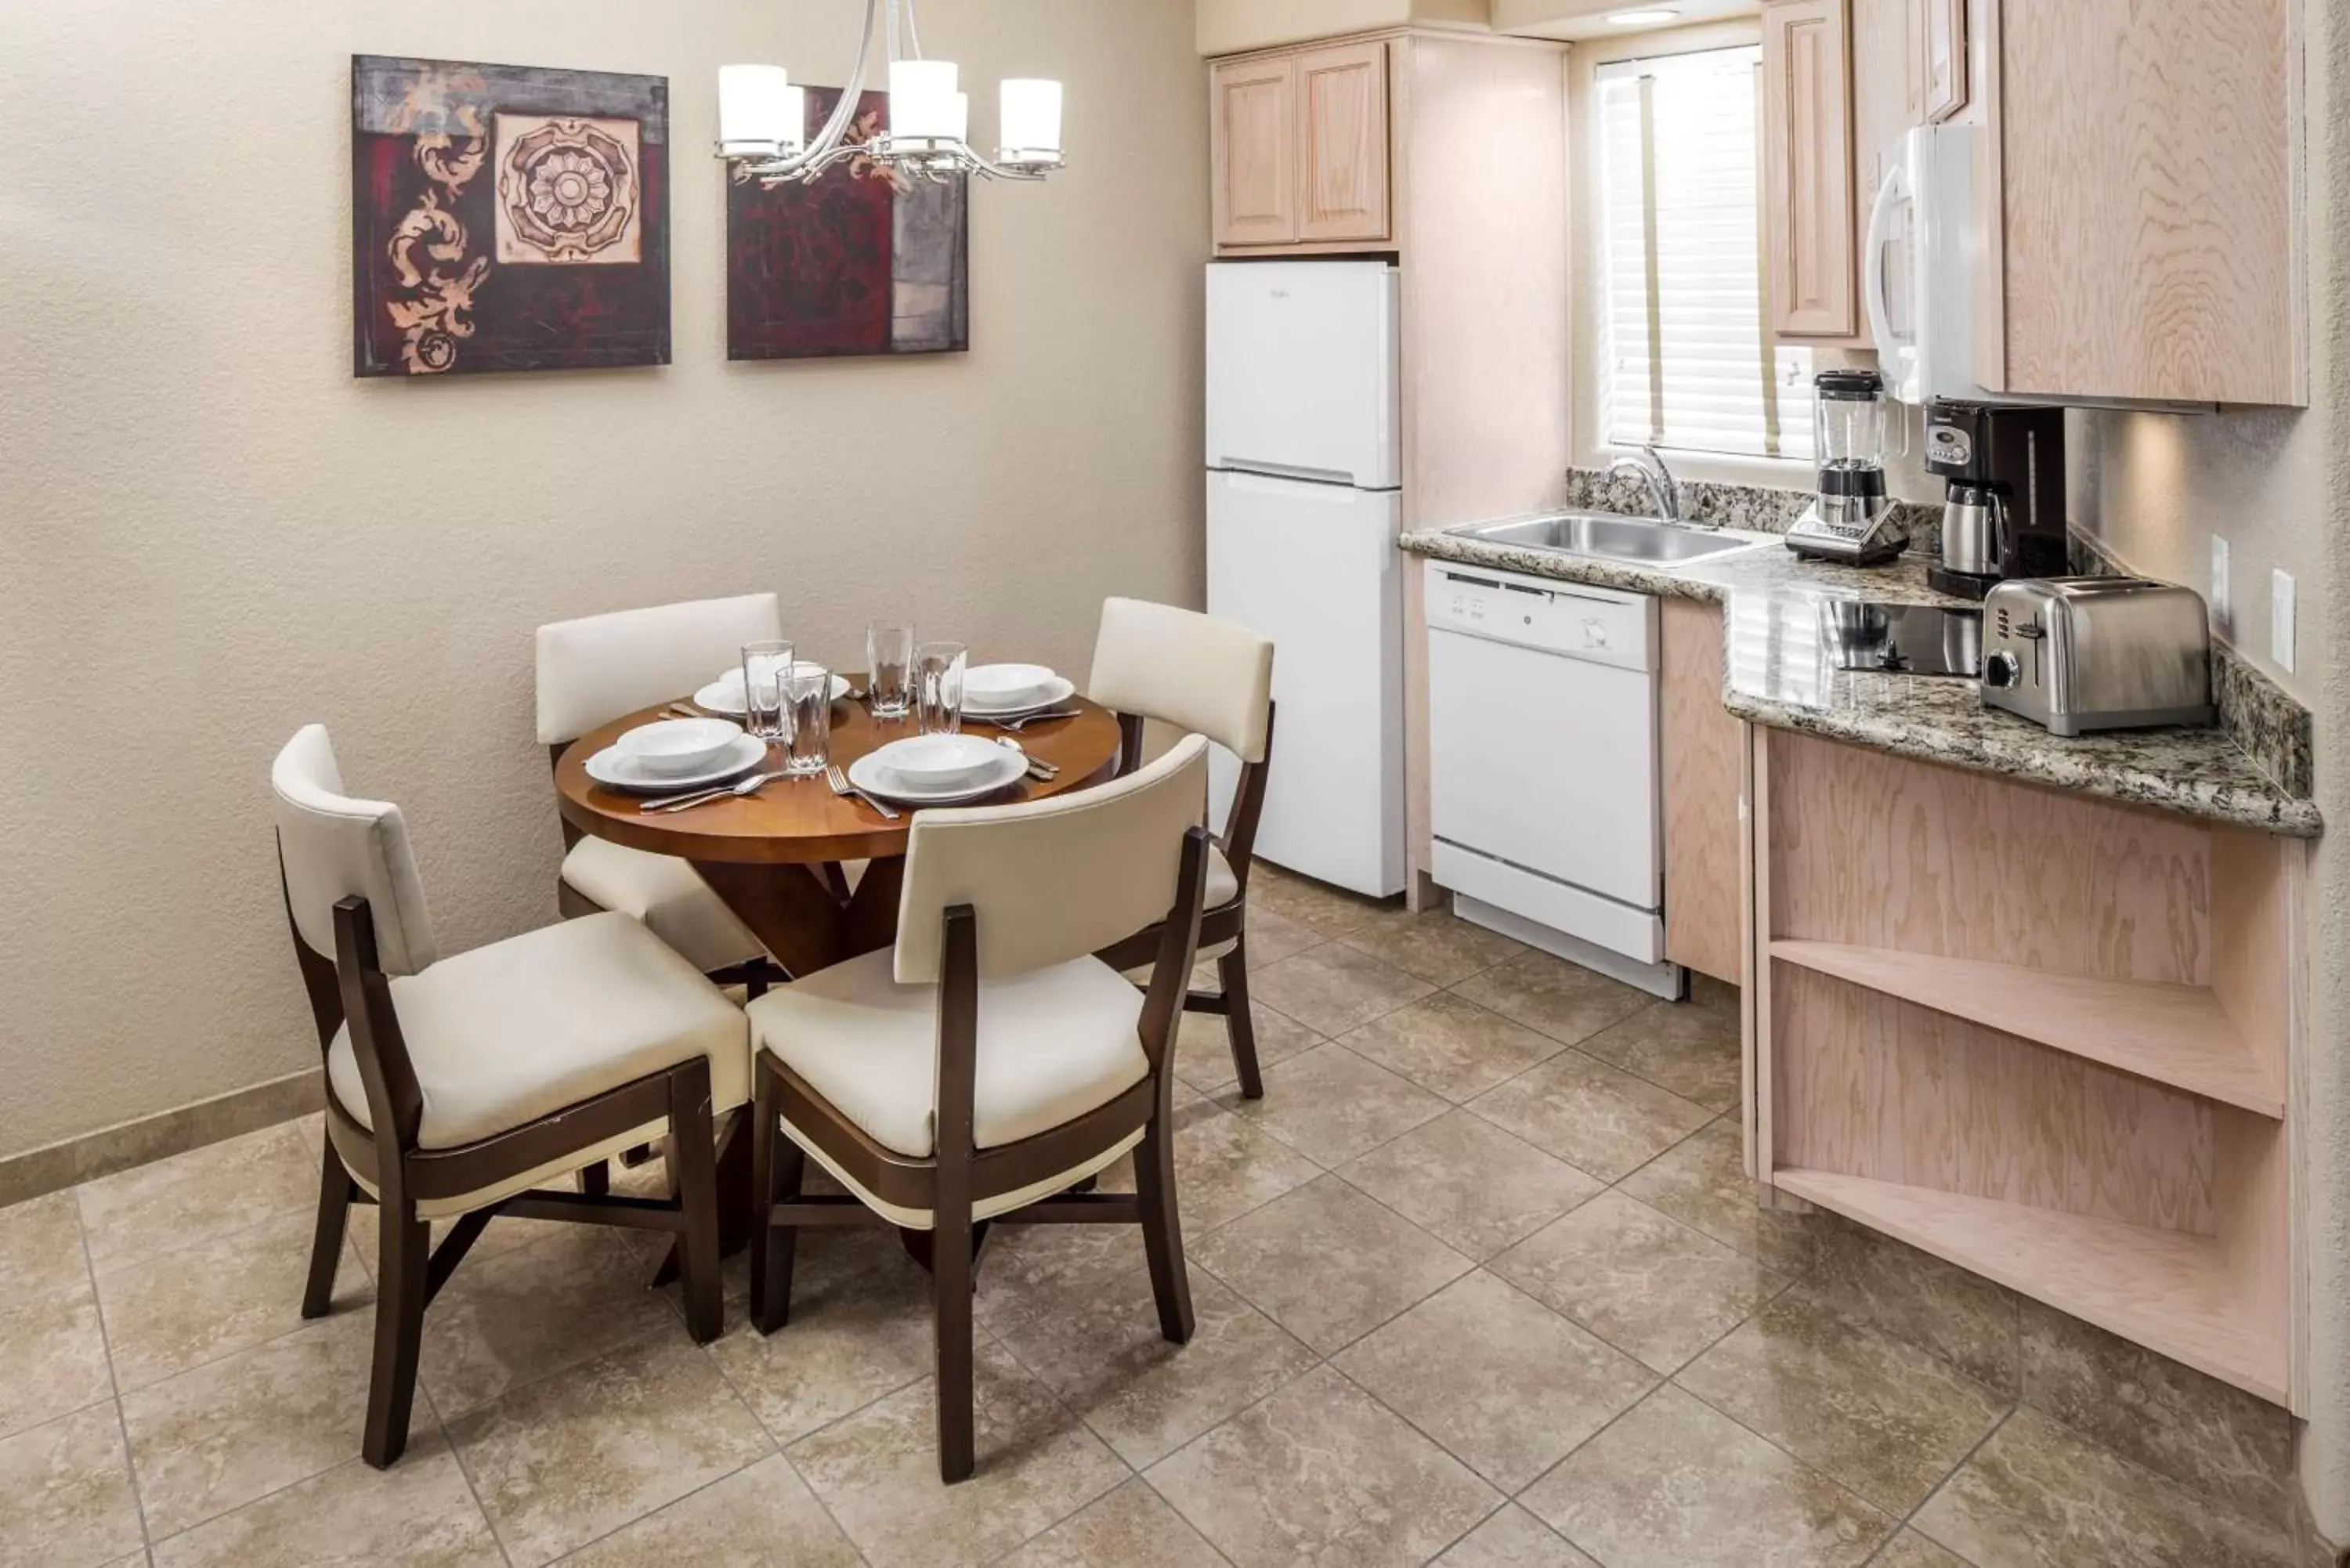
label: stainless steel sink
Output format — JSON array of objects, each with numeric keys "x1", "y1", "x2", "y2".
[{"x1": 1448, "y1": 512, "x2": 1761, "y2": 565}]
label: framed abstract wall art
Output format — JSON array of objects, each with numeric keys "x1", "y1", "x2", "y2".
[
  {"x1": 725, "y1": 85, "x2": 969, "y2": 360},
  {"x1": 352, "y1": 56, "x2": 671, "y2": 377}
]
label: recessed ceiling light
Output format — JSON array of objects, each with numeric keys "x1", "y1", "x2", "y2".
[{"x1": 1607, "y1": 7, "x2": 1681, "y2": 23}]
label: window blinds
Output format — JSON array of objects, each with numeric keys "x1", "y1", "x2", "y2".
[{"x1": 1595, "y1": 46, "x2": 1817, "y2": 461}]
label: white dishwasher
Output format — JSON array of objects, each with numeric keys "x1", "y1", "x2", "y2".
[{"x1": 1425, "y1": 560, "x2": 1681, "y2": 998}]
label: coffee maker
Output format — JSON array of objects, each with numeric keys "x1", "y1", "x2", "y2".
[
  {"x1": 1923, "y1": 401, "x2": 2068, "y2": 600},
  {"x1": 1788, "y1": 370, "x2": 1911, "y2": 566}
]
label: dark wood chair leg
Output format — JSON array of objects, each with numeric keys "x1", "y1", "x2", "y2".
[
  {"x1": 302, "y1": 1134, "x2": 356, "y2": 1320},
  {"x1": 579, "y1": 1162, "x2": 610, "y2": 1197},
  {"x1": 749, "y1": 1057, "x2": 803, "y2": 1335},
  {"x1": 933, "y1": 1216, "x2": 977, "y2": 1483},
  {"x1": 363, "y1": 1202, "x2": 428, "y2": 1469},
  {"x1": 668, "y1": 1065, "x2": 725, "y2": 1346},
  {"x1": 1134, "y1": 1119, "x2": 1196, "y2": 1345},
  {"x1": 1218, "y1": 938, "x2": 1266, "y2": 1100}
]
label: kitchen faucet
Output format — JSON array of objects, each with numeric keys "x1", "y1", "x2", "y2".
[{"x1": 1607, "y1": 446, "x2": 1697, "y2": 527}]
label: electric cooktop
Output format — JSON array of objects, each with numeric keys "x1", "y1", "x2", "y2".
[{"x1": 1820, "y1": 602, "x2": 1983, "y2": 677}]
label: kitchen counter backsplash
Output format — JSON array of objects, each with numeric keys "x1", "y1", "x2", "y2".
[{"x1": 1560, "y1": 466, "x2": 1943, "y2": 555}]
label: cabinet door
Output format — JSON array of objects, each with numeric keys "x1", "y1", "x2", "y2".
[
  {"x1": 1849, "y1": 0, "x2": 1921, "y2": 196},
  {"x1": 1212, "y1": 56, "x2": 1300, "y2": 247},
  {"x1": 1295, "y1": 41, "x2": 1392, "y2": 244},
  {"x1": 1761, "y1": 0, "x2": 1860, "y2": 340},
  {"x1": 1921, "y1": 0, "x2": 1965, "y2": 121}
]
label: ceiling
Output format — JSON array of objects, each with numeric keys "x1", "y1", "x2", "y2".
[{"x1": 1489, "y1": 0, "x2": 1760, "y2": 42}]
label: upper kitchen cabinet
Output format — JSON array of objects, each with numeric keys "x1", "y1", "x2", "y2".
[
  {"x1": 1198, "y1": 0, "x2": 1486, "y2": 58},
  {"x1": 1212, "y1": 41, "x2": 1394, "y2": 251},
  {"x1": 1984, "y1": 0, "x2": 2301, "y2": 406},
  {"x1": 1760, "y1": 0, "x2": 1862, "y2": 341}
]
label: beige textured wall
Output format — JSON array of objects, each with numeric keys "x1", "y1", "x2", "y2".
[
  {"x1": 0, "y1": 0, "x2": 1209, "y2": 1160},
  {"x1": 1197, "y1": 0, "x2": 1488, "y2": 56}
]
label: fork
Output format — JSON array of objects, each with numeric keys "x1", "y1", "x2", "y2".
[
  {"x1": 826, "y1": 763, "x2": 902, "y2": 820},
  {"x1": 978, "y1": 708, "x2": 1081, "y2": 732}
]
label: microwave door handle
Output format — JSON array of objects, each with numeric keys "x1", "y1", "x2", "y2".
[{"x1": 1862, "y1": 159, "x2": 1907, "y2": 357}]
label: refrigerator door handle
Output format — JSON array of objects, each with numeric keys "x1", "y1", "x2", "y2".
[{"x1": 1213, "y1": 458, "x2": 1362, "y2": 487}]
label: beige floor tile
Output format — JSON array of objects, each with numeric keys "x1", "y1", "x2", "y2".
[
  {"x1": 0, "y1": 1277, "x2": 114, "y2": 1442},
  {"x1": 1675, "y1": 1293, "x2": 2009, "y2": 1514},
  {"x1": 1336, "y1": 992, "x2": 1568, "y2": 1104},
  {"x1": 1337, "y1": 1111, "x2": 1603, "y2": 1262},
  {"x1": 1914, "y1": 1408, "x2": 2295, "y2": 1568},
  {"x1": 1101, "y1": 1100, "x2": 1324, "y2": 1236},
  {"x1": 1574, "y1": 998, "x2": 1743, "y2": 1113},
  {"x1": 98, "y1": 1206, "x2": 371, "y2": 1393},
  {"x1": 418, "y1": 1223, "x2": 679, "y2": 1419},
  {"x1": 447, "y1": 1333, "x2": 772, "y2": 1568},
  {"x1": 0, "y1": 1404, "x2": 145, "y2": 1568},
  {"x1": 1246, "y1": 945, "x2": 1437, "y2": 1039},
  {"x1": 1436, "y1": 1504, "x2": 1602, "y2": 1567},
  {"x1": 1336, "y1": 906, "x2": 1527, "y2": 988},
  {"x1": 1795, "y1": 1220, "x2": 2021, "y2": 1397},
  {"x1": 1190, "y1": 1177, "x2": 1471, "y2": 1354},
  {"x1": 1523, "y1": 1386, "x2": 1892, "y2": 1568},
  {"x1": 1450, "y1": 950, "x2": 1652, "y2": 1050},
  {"x1": 1173, "y1": 1003, "x2": 1322, "y2": 1097},
  {"x1": 121, "y1": 1307, "x2": 381, "y2": 1539},
  {"x1": 0, "y1": 1190, "x2": 95, "y2": 1298},
  {"x1": 1144, "y1": 1363, "x2": 1500, "y2": 1568},
  {"x1": 76, "y1": 1119, "x2": 322, "y2": 1277},
  {"x1": 147, "y1": 1429, "x2": 500, "y2": 1567},
  {"x1": 786, "y1": 1341, "x2": 1126, "y2": 1568},
  {"x1": 1616, "y1": 1118, "x2": 1818, "y2": 1271},
  {"x1": 705, "y1": 1238, "x2": 938, "y2": 1447},
  {"x1": 1335, "y1": 1272, "x2": 1654, "y2": 1491},
  {"x1": 1492, "y1": 1191, "x2": 1787, "y2": 1374},
  {"x1": 2018, "y1": 1296, "x2": 2293, "y2": 1522},
  {"x1": 974, "y1": 1217, "x2": 1152, "y2": 1335},
  {"x1": 1466, "y1": 1052, "x2": 1712, "y2": 1182},
  {"x1": 993, "y1": 1264, "x2": 1315, "y2": 1468},
  {"x1": 1220, "y1": 1041, "x2": 1448, "y2": 1165},
  {"x1": 1220, "y1": 905, "x2": 1327, "y2": 968},
  {"x1": 349, "y1": 1202, "x2": 574, "y2": 1277},
  {"x1": 999, "y1": 1477, "x2": 1231, "y2": 1568},
  {"x1": 557, "y1": 1453, "x2": 861, "y2": 1567},
  {"x1": 1246, "y1": 865, "x2": 1394, "y2": 939},
  {"x1": 1871, "y1": 1530, "x2": 1970, "y2": 1568}
]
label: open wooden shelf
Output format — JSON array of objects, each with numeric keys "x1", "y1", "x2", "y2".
[
  {"x1": 1768, "y1": 941, "x2": 2283, "y2": 1118},
  {"x1": 1773, "y1": 1168, "x2": 2287, "y2": 1405}
]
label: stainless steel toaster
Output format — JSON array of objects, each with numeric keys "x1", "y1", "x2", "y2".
[{"x1": 1980, "y1": 578, "x2": 2214, "y2": 736}]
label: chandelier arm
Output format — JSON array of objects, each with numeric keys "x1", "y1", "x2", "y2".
[
  {"x1": 903, "y1": 0, "x2": 924, "y2": 60},
  {"x1": 884, "y1": 0, "x2": 901, "y2": 66},
  {"x1": 746, "y1": 0, "x2": 881, "y2": 180}
]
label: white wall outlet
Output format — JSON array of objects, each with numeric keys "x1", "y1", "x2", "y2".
[
  {"x1": 2271, "y1": 569, "x2": 2298, "y2": 674},
  {"x1": 2209, "y1": 536, "x2": 2232, "y2": 637}
]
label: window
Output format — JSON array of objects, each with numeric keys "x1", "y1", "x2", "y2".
[{"x1": 1594, "y1": 46, "x2": 1815, "y2": 462}]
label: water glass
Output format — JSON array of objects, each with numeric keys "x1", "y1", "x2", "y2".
[
  {"x1": 867, "y1": 622, "x2": 915, "y2": 721},
  {"x1": 916, "y1": 641, "x2": 967, "y2": 735},
  {"x1": 740, "y1": 640, "x2": 795, "y2": 744},
  {"x1": 782, "y1": 663, "x2": 833, "y2": 777}
]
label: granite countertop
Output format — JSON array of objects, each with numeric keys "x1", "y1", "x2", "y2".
[{"x1": 1402, "y1": 522, "x2": 2323, "y2": 838}]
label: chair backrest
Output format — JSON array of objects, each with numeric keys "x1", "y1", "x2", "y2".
[
  {"x1": 895, "y1": 735, "x2": 1211, "y2": 984},
  {"x1": 271, "y1": 724, "x2": 439, "y2": 977},
  {"x1": 1086, "y1": 598, "x2": 1274, "y2": 764},
  {"x1": 534, "y1": 592, "x2": 785, "y2": 745}
]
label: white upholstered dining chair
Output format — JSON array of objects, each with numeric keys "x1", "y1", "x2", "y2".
[
  {"x1": 535, "y1": 594, "x2": 781, "y2": 987},
  {"x1": 1086, "y1": 598, "x2": 1277, "y2": 1097},
  {"x1": 273, "y1": 724, "x2": 746, "y2": 1469},
  {"x1": 743, "y1": 735, "x2": 1217, "y2": 1483}
]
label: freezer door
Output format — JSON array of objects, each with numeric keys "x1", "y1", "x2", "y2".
[
  {"x1": 1206, "y1": 262, "x2": 1401, "y2": 490},
  {"x1": 1206, "y1": 471, "x2": 1405, "y2": 898}
]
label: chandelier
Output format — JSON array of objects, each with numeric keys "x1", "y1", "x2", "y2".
[{"x1": 716, "y1": 0, "x2": 1065, "y2": 186}]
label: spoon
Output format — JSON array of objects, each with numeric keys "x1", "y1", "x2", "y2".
[{"x1": 642, "y1": 771, "x2": 780, "y2": 814}]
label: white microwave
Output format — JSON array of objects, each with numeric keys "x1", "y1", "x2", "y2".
[{"x1": 1864, "y1": 123, "x2": 2002, "y2": 407}]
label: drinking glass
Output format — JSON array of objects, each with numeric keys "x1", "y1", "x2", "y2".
[
  {"x1": 915, "y1": 641, "x2": 967, "y2": 735},
  {"x1": 782, "y1": 663, "x2": 833, "y2": 777},
  {"x1": 867, "y1": 622, "x2": 915, "y2": 721},
  {"x1": 740, "y1": 640, "x2": 795, "y2": 744}
]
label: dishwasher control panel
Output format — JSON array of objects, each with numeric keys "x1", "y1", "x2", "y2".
[{"x1": 1426, "y1": 562, "x2": 1657, "y2": 674}]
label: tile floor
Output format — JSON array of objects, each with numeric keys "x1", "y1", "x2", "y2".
[{"x1": 0, "y1": 864, "x2": 2304, "y2": 1566}]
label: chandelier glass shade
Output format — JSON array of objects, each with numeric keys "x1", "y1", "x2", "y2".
[{"x1": 717, "y1": 0, "x2": 1064, "y2": 185}]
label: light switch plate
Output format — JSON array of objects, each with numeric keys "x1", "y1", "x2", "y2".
[
  {"x1": 2272, "y1": 569, "x2": 2298, "y2": 674},
  {"x1": 2209, "y1": 536, "x2": 2231, "y2": 638}
]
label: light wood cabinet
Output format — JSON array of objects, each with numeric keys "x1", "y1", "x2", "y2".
[
  {"x1": 1849, "y1": 0, "x2": 1920, "y2": 197},
  {"x1": 1760, "y1": 0, "x2": 1860, "y2": 341},
  {"x1": 1211, "y1": 56, "x2": 1301, "y2": 247},
  {"x1": 1661, "y1": 600, "x2": 1744, "y2": 985},
  {"x1": 1920, "y1": 0, "x2": 1965, "y2": 121},
  {"x1": 1209, "y1": 39, "x2": 1392, "y2": 252}
]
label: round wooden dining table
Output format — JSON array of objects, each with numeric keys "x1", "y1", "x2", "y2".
[{"x1": 554, "y1": 681, "x2": 1126, "y2": 981}]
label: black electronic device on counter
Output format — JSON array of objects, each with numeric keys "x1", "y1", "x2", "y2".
[{"x1": 1922, "y1": 401, "x2": 2069, "y2": 600}]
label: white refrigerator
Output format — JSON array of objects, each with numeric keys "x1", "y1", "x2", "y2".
[{"x1": 1205, "y1": 261, "x2": 1406, "y2": 898}]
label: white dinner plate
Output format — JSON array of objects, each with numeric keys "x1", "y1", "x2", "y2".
[
  {"x1": 847, "y1": 746, "x2": 1028, "y2": 806},
  {"x1": 694, "y1": 670, "x2": 852, "y2": 717},
  {"x1": 961, "y1": 674, "x2": 1077, "y2": 718},
  {"x1": 586, "y1": 732, "x2": 767, "y2": 794}
]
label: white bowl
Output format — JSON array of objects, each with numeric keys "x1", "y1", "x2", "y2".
[
  {"x1": 872, "y1": 733, "x2": 1004, "y2": 789},
  {"x1": 616, "y1": 717, "x2": 744, "y2": 777},
  {"x1": 964, "y1": 663, "x2": 1057, "y2": 712}
]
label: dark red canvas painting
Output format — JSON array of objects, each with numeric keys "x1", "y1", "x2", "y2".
[
  {"x1": 727, "y1": 87, "x2": 969, "y2": 360},
  {"x1": 352, "y1": 56, "x2": 671, "y2": 377}
]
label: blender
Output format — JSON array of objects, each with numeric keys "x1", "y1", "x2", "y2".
[{"x1": 1787, "y1": 368, "x2": 1910, "y2": 566}]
